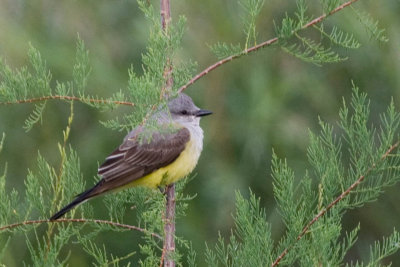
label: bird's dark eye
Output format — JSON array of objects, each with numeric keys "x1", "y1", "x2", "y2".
[{"x1": 181, "y1": 110, "x2": 188, "y2": 115}]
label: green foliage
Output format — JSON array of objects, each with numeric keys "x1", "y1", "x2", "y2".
[
  {"x1": 282, "y1": 34, "x2": 346, "y2": 66},
  {"x1": 19, "y1": 145, "x2": 86, "y2": 265},
  {"x1": 0, "y1": 45, "x2": 52, "y2": 131},
  {"x1": 25, "y1": 226, "x2": 75, "y2": 266},
  {"x1": 208, "y1": 0, "x2": 383, "y2": 65},
  {"x1": 345, "y1": 230, "x2": 400, "y2": 267},
  {"x1": 73, "y1": 37, "x2": 91, "y2": 96},
  {"x1": 314, "y1": 25, "x2": 361, "y2": 49},
  {"x1": 275, "y1": 15, "x2": 300, "y2": 40},
  {"x1": 186, "y1": 242, "x2": 197, "y2": 267},
  {"x1": 320, "y1": 0, "x2": 340, "y2": 14},
  {"x1": 0, "y1": 134, "x2": 15, "y2": 264},
  {"x1": 0, "y1": 236, "x2": 10, "y2": 263},
  {"x1": 239, "y1": 0, "x2": 265, "y2": 49},
  {"x1": 275, "y1": 0, "x2": 386, "y2": 65},
  {"x1": 100, "y1": 174, "x2": 195, "y2": 265},
  {"x1": 0, "y1": 44, "x2": 51, "y2": 102},
  {"x1": 209, "y1": 0, "x2": 265, "y2": 58},
  {"x1": 0, "y1": 134, "x2": 19, "y2": 227},
  {"x1": 208, "y1": 0, "x2": 387, "y2": 66},
  {"x1": 79, "y1": 239, "x2": 135, "y2": 266},
  {"x1": 367, "y1": 230, "x2": 400, "y2": 267},
  {"x1": 352, "y1": 8, "x2": 389, "y2": 43},
  {"x1": 209, "y1": 43, "x2": 242, "y2": 60},
  {"x1": 0, "y1": 37, "x2": 133, "y2": 131},
  {"x1": 23, "y1": 101, "x2": 47, "y2": 132},
  {"x1": 295, "y1": 0, "x2": 309, "y2": 27},
  {"x1": 275, "y1": 1, "x2": 363, "y2": 65},
  {"x1": 205, "y1": 89, "x2": 400, "y2": 266}
]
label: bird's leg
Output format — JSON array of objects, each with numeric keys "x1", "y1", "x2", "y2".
[
  {"x1": 158, "y1": 185, "x2": 166, "y2": 194},
  {"x1": 158, "y1": 173, "x2": 169, "y2": 194}
]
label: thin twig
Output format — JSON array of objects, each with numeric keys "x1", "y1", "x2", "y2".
[
  {"x1": 0, "y1": 95, "x2": 135, "y2": 106},
  {"x1": 178, "y1": 0, "x2": 360, "y2": 93},
  {"x1": 0, "y1": 218, "x2": 162, "y2": 239},
  {"x1": 271, "y1": 141, "x2": 399, "y2": 267}
]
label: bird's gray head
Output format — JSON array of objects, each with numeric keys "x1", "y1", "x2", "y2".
[{"x1": 167, "y1": 93, "x2": 212, "y2": 125}]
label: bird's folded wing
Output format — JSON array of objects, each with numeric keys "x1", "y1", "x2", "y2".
[{"x1": 96, "y1": 127, "x2": 190, "y2": 193}]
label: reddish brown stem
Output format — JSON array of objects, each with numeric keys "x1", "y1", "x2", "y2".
[
  {"x1": 162, "y1": 184, "x2": 176, "y2": 267},
  {"x1": 160, "y1": 0, "x2": 171, "y2": 31},
  {"x1": 271, "y1": 142, "x2": 399, "y2": 267},
  {"x1": 159, "y1": 0, "x2": 176, "y2": 266},
  {"x1": 0, "y1": 218, "x2": 162, "y2": 239},
  {"x1": 178, "y1": 0, "x2": 360, "y2": 93}
]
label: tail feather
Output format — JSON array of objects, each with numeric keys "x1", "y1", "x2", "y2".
[{"x1": 50, "y1": 182, "x2": 101, "y2": 221}]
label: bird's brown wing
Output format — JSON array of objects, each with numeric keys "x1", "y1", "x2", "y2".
[
  {"x1": 50, "y1": 127, "x2": 190, "y2": 221},
  {"x1": 93, "y1": 127, "x2": 190, "y2": 195}
]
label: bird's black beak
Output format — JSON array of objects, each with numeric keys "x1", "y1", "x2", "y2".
[{"x1": 195, "y1": 109, "x2": 213, "y2": 117}]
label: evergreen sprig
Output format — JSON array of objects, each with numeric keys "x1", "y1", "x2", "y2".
[
  {"x1": 320, "y1": 0, "x2": 341, "y2": 14},
  {"x1": 0, "y1": 134, "x2": 19, "y2": 227},
  {"x1": 208, "y1": 0, "x2": 384, "y2": 72},
  {"x1": 352, "y1": 8, "x2": 389, "y2": 43},
  {"x1": 275, "y1": 0, "x2": 363, "y2": 65},
  {"x1": 314, "y1": 25, "x2": 361, "y2": 49},
  {"x1": 79, "y1": 238, "x2": 136, "y2": 266},
  {"x1": 0, "y1": 38, "x2": 132, "y2": 132},
  {"x1": 22, "y1": 147, "x2": 86, "y2": 264},
  {"x1": 209, "y1": 43, "x2": 243, "y2": 60},
  {"x1": 23, "y1": 101, "x2": 47, "y2": 132},
  {"x1": 239, "y1": 0, "x2": 265, "y2": 49},
  {"x1": 281, "y1": 34, "x2": 346, "y2": 66},
  {"x1": 0, "y1": 45, "x2": 51, "y2": 103}
]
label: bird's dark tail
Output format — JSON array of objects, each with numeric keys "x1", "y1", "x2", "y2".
[{"x1": 50, "y1": 182, "x2": 101, "y2": 221}]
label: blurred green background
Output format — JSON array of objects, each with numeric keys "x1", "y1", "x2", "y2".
[{"x1": 1, "y1": 0, "x2": 400, "y2": 265}]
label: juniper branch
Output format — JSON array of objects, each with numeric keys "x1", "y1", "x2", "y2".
[
  {"x1": 0, "y1": 218, "x2": 162, "y2": 239},
  {"x1": 178, "y1": 0, "x2": 360, "y2": 93},
  {"x1": 0, "y1": 95, "x2": 135, "y2": 106},
  {"x1": 271, "y1": 141, "x2": 399, "y2": 267}
]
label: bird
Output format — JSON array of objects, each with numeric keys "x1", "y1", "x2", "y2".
[{"x1": 50, "y1": 93, "x2": 212, "y2": 220}]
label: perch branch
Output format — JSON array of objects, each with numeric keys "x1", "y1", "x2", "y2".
[{"x1": 159, "y1": 0, "x2": 176, "y2": 266}]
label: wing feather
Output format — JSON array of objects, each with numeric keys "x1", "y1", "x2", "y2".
[{"x1": 93, "y1": 127, "x2": 190, "y2": 195}]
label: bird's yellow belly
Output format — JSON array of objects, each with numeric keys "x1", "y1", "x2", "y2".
[{"x1": 128, "y1": 138, "x2": 201, "y2": 188}]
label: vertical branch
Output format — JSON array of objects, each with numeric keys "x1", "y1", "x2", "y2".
[
  {"x1": 163, "y1": 184, "x2": 176, "y2": 267},
  {"x1": 160, "y1": 0, "x2": 171, "y2": 32},
  {"x1": 160, "y1": 0, "x2": 176, "y2": 267},
  {"x1": 160, "y1": 0, "x2": 173, "y2": 100}
]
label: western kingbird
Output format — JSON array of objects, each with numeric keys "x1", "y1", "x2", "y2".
[{"x1": 50, "y1": 93, "x2": 212, "y2": 220}]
